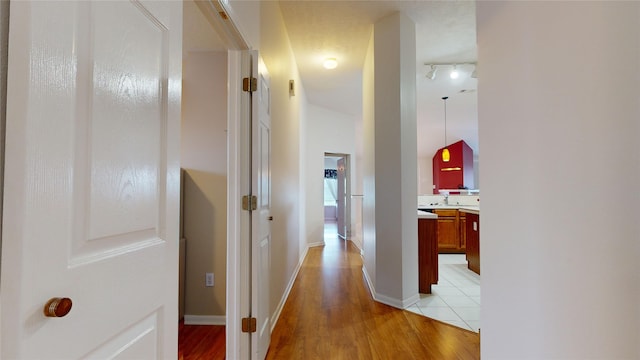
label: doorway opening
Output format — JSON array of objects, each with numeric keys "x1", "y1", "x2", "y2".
[
  {"x1": 179, "y1": 1, "x2": 248, "y2": 358},
  {"x1": 323, "y1": 153, "x2": 350, "y2": 241}
]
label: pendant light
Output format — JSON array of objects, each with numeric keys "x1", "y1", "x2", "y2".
[{"x1": 442, "y1": 96, "x2": 450, "y2": 162}]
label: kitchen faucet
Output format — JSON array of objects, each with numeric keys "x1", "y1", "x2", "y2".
[{"x1": 443, "y1": 193, "x2": 449, "y2": 205}]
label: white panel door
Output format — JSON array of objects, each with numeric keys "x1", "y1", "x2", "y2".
[
  {"x1": 251, "y1": 54, "x2": 271, "y2": 360},
  {"x1": 337, "y1": 157, "x2": 347, "y2": 239},
  {"x1": 1, "y1": 1, "x2": 181, "y2": 358}
]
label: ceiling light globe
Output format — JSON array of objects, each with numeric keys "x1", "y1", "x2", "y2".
[
  {"x1": 323, "y1": 58, "x2": 338, "y2": 70},
  {"x1": 450, "y1": 70, "x2": 459, "y2": 79}
]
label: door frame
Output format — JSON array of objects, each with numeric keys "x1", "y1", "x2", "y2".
[
  {"x1": 227, "y1": 49, "x2": 251, "y2": 359},
  {"x1": 190, "y1": 1, "x2": 251, "y2": 359},
  {"x1": 324, "y1": 153, "x2": 351, "y2": 240}
]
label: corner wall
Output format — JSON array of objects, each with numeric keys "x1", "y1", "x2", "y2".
[
  {"x1": 362, "y1": 30, "x2": 376, "y2": 292},
  {"x1": 362, "y1": 12, "x2": 419, "y2": 308},
  {"x1": 478, "y1": 2, "x2": 640, "y2": 358},
  {"x1": 372, "y1": 12, "x2": 418, "y2": 306}
]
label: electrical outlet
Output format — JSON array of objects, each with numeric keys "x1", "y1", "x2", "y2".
[{"x1": 205, "y1": 273, "x2": 214, "y2": 287}]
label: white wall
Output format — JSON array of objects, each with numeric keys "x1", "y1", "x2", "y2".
[
  {"x1": 304, "y1": 104, "x2": 357, "y2": 247},
  {"x1": 362, "y1": 12, "x2": 419, "y2": 308},
  {"x1": 181, "y1": 51, "x2": 228, "y2": 174},
  {"x1": 362, "y1": 30, "x2": 376, "y2": 293},
  {"x1": 224, "y1": 0, "x2": 311, "y2": 334},
  {"x1": 478, "y1": 2, "x2": 640, "y2": 358},
  {"x1": 225, "y1": 0, "x2": 260, "y2": 49},
  {"x1": 353, "y1": 110, "x2": 364, "y2": 249},
  {"x1": 417, "y1": 155, "x2": 433, "y2": 194},
  {"x1": 258, "y1": 0, "x2": 309, "y2": 328},
  {"x1": 324, "y1": 157, "x2": 338, "y2": 169}
]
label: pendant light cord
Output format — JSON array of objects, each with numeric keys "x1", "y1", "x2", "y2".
[{"x1": 442, "y1": 96, "x2": 448, "y2": 147}]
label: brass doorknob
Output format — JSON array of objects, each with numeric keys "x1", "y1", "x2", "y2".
[{"x1": 44, "y1": 297, "x2": 73, "y2": 318}]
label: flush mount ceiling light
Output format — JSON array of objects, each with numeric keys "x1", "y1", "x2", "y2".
[
  {"x1": 424, "y1": 62, "x2": 477, "y2": 80},
  {"x1": 323, "y1": 58, "x2": 338, "y2": 70},
  {"x1": 441, "y1": 96, "x2": 450, "y2": 163}
]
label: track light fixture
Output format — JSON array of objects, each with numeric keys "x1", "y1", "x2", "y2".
[
  {"x1": 424, "y1": 62, "x2": 477, "y2": 80},
  {"x1": 426, "y1": 65, "x2": 437, "y2": 80},
  {"x1": 471, "y1": 65, "x2": 477, "y2": 79},
  {"x1": 450, "y1": 64, "x2": 459, "y2": 79}
]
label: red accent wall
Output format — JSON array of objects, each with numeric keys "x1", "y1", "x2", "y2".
[{"x1": 432, "y1": 140, "x2": 474, "y2": 194}]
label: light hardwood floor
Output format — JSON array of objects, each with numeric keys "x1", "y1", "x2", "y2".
[
  {"x1": 179, "y1": 224, "x2": 480, "y2": 359},
  {"x1": 265, "y1": 225, "x2": 480, "y2": 359},
  {"x1": 178, "y1": 320, "x2": 225, "y2": 360}
]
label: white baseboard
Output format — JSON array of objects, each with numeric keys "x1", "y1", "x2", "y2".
[
  {"x1": 307, "y1": 241, "x2": 324, "y2": 248},
  {"x1": 270, "y1": 244, "x2": 309, "y2": 332},
  {"x1": 362, "y1": 264, "x2": 375, "y2": 298},
  {"x1": 361, "y1": 265, "x2": 420, "y2": 310},
  {"x1": 375, "y1": 292, "x2": 420, "y2": 309},
  {"x1": 184, "y1": 315, "x2": 226, "y2": 325},
  {"x1": 402, "y1": 293, "x2": 421, "y2": 308},
  {"x1": 348, "y1": 238, "x2": 363, "y2": 254}
]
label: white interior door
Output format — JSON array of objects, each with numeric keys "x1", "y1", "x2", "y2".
[
  {"x1": 0, "y1": 1, "x2": 181, "y2": 358},
  {"x1": 251, "y1": 54, "x2": 272, "y2": 360},
  {"x1": 337, "y1": 157, "x2": 347, "y2": 239}
]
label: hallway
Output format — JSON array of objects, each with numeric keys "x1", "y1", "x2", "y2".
[{"x1": 266, "y1": 222, "x2": 480, "y2": 359}]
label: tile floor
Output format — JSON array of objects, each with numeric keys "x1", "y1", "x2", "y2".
[
  {"x1": 406, "y1": 254, "x2": 481, "y2": 332},
  {"x1": 323, "y1": 221, "x2": 481, "y2": 333}
]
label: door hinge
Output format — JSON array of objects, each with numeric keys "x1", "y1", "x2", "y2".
[
  {"x1": 242, "y1": 317, "x2": 257, "y2": 333},
  {"x1": 242, "y1": 77, "x2": 257, "y2": 92},
  {"x1": 242, "y1": 195, "x2": 257, "y2": 211}
]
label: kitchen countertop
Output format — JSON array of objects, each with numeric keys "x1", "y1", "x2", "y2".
[
  {"x1": 458, "y1": 206, "x2": 480, "y2": 215},
  {"x1": 418, "y1": 204, "x2": 480, "y2": 215},
  {"x1": 417, "y1": 210, "x2": 438, "y2": 219}
]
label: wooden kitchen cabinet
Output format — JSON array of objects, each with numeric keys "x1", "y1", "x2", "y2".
[
  {"x1": 418, "y1": 218, "x2": 438, "y2": 294},
  {"x1": 434, "y1": 209, "x2": 465, "y2": 253},
  {"x1": 459, "y1": 212, "x2": 466, "y2": 249},
  {"x1": 465, "y1": 212, "x2": 480, "y2": 274}
]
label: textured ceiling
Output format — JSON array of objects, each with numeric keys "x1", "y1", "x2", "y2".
[
  {"x1": 278, "y1": 1, "x2": 478, "y2": 158},
  {"x1": 183, "y1": 0, "x2": 479, "y2": 159}
]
